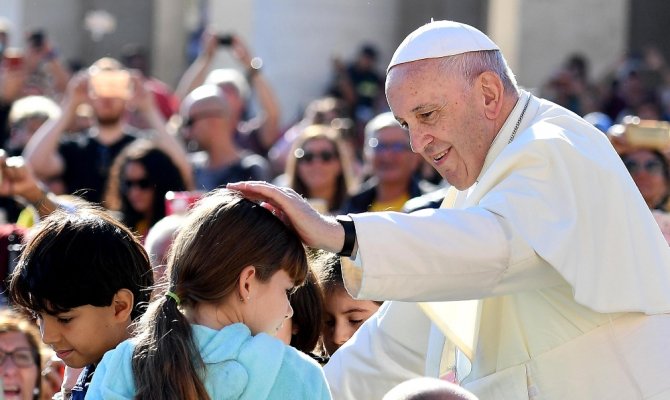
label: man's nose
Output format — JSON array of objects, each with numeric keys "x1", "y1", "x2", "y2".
[{"x1": 408, "y1": 127, "x2": 432, "y2": 154}]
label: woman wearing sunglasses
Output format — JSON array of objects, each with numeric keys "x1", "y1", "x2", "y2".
[
  {"x1": 104, "y1": 139, "x2": 188, "y2": 240},
  {"x1": 610, "y1": 120, "x2": 670, "y2": 211},
  {"x1": 283, "y1": 125, "x2": 357, "y2": 214}
]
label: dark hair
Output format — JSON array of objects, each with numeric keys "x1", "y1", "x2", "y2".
[
  {"x1": 8, "y1": 205, "x2": 153, "y2": 320},
  {"x1": 131, "y1": 189, "x2": 308, "y2": 400},
  {"x1": 289, "y1": 269, "x2": 324, "y2": 354},
  {"x1": 321, "y1": 253, "x2": 382, "y2": 306},
  {"x1": 0, "y1": 309, "x2": 43, "y2": 400},
  {"x1": 105, "y1": 139, "x2": 187, "y2": 234}
]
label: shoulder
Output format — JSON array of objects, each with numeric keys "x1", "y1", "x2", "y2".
[
  {"x1": 275, "y1": 345, "x2": 330, "y2": 398},
  {"x1": 86, "y1": 340, "x2": 137, "y2": 398}
]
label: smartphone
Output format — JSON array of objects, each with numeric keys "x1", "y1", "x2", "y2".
[{"x1": 217, "y1": 34, "x2": 234, "y2": 46}]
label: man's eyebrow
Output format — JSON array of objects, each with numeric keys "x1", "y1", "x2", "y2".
[{"x1": 411, "y1": 104, "x2": 436, "y2": 113}]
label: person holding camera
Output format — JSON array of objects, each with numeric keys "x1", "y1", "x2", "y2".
[
  {"x1": 175, "y1": 29, "x2": 281, "y2": 157},
  {"x1": 23, "y1": 57, "x2": 191, "y2": 204}
]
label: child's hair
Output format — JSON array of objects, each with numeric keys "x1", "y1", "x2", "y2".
[
  {"x1": 321, "y1": 253, "x2": 382, "y2": 306},
  {"x1": 131, "y1": 189, "x2": 308, "y2": 400},
  {"x1": 289, "y1": 268, "x2": 324, "y2": 354},
  {"x1": 8, "y1": 205, "x2": 153, "y2": 320}
]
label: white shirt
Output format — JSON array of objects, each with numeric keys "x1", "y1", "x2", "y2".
[{"x1": 324, "y1": 91, "x2": 670, "y2": 399}]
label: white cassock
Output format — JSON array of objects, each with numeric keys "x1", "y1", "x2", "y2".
[{"x1": 323, "y1": 91, "x2": 670, "y2": 400}]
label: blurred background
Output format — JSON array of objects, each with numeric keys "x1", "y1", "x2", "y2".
[{"x1": 2, "y1": 0, "x2": 669, "y2": 125}]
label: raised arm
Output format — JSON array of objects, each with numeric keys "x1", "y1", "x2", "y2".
[
  {"x1": 174, "y1": 31, "x2": 218, "y2": 101},
  {"x1": 130, "y1": 72, "x2": 194, "y2": 189},
  {"x1": 232, "y1": 36, "x2": 281, "y2": 150},
  {"x1": 22, "y1": 72, "x2": 88, "y2": 178}
]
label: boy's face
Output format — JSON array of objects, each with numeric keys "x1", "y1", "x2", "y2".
[{"x1": 36, "y1": 300, "x2": 131, "y2": 368}]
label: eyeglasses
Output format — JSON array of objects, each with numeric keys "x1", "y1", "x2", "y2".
[
  {"x1": 295, "y1": 148, "x2": 338, "y2": 163},
  {"x1": 182, "y1": 111, "x2": 224, "y2": 128},
  {"x1": 0, "y1": 348, "x2": 36, "y2": 368},
  {"x1": 623, "y1": 158, "x2": 665, "y2": 176},
  {"x1": 368, "y1": 138, "x2": 412, "y2": 154},
  {"x1": 122, "y1": 178, "x2": 153, "y2": 191}
]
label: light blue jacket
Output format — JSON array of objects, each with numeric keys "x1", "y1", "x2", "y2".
[{"x1": 85, "y1": 323, "x2": 331, "y2": 399}]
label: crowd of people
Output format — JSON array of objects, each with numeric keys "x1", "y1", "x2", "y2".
[{"x1": 0, "y1": 15, "x2": 669, "y2": 400}]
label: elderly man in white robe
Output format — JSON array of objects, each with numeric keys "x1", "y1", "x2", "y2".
[{"x1": 229, "y1": 20, "x2": 670, "y2": 400}]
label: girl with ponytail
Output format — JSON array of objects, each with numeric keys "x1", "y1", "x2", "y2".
[{"x1": 86, "y1": 189, "x2": 331, "y2": 399}]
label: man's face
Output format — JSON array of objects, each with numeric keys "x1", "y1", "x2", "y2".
[
  {"x1": 368, "y1": 126, "x2": 419, "y2": 185},
  {"x1": 386, "y1": 59, "x2": 495, "y2": 190}
]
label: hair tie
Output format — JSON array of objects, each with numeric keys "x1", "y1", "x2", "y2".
[{"x1": 165, "y1": 291, "x2": 181, "y2": 305}]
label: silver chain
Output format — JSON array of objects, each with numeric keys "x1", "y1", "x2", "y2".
[{"x1": 508, "y1": 95, "x2": 532, "y2": 144}]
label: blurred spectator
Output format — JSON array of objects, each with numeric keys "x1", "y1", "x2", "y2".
[
  {"x1": 6, "y1": 95, "x2": 61, "y2": 156},
  {"x1": 104, "y1": 139, "x2": 187, "y2": 241},
  {"x1": 23, "y1": 57, "x2": 190, "y2": 204},
  {"x1": 143, "y1": 214, "x2": 184, "y2": 286},
  {"x1": 609, "y1": 119, "x2": 670, "y2": 211},
  {"x1": 329, "y1": 43, "x2": 386, "y2": 122},
  {"x1": 21, "y1": 29, "x2": 70, "y2": 99},
  {"x1": 280, "y1": 125, "x2": 357, "y2": 214},
  {"x1": 120, "y1": 43, "x2": 179, "y2": 126},
  {"x1": 180, "y1": 84, "x2": 270, "y2": 191},
  {"x1": 268, "y1": 96, "x2": 352, "y2": 175},
  {"x1": 321, "y1": 254, "x2": 381, "y2": 356},
  {"x1": 328, "y1": 43, "x2": 387, "y2": 144},
  {"x1": 342, "y1": 112, "x2": 432, "y2": 213},
  {"x1": 541, "y1": 53, "x2": 599, "y2": 116},
  {"x1": 0, "y1": 308, "x2": 63, "y2": 400},
  {"x1": 175, "y1": 30, "x2": 281, "y2": 156}
]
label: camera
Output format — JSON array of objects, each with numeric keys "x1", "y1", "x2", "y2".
[{"x1": 217, "y1": 34, "x2": 234, "y2": 46}]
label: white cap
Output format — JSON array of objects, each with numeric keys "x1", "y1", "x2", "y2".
[{"x1": 388, "y1": 20, "x2": 499, "y2": 72}]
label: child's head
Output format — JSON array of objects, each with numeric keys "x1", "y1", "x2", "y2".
[
  {"x1": 132, "y1": 189, "x2": 308, "y2": 399},
  {"x1": 9, "y1": 205, "x2": 153, "y2": 368},
  {"x1": 321, "y1": 254, "x2": 381, "y2": 356},
  {"x1": 276, "y1": 268, "x2": 324, "y2": 355}
]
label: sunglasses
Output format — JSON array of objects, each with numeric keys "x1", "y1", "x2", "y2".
[
  {"x1": 122, "y1": 178, "x2": 153, "y2": 191},
  {"x1": 0, "y1": 348, "x2": 35, "y2": 368},
  {"x1": 182, "y1": 111, "x2": 224, "y2": 128},
  {"x1": 368, "y1": 139, "x2": 412, "y2": 154},
  {"x1": 295, "y1": 149, "x2": 338, "y2": 163},
  {"x1": 623, "y1": 158, "x2": 665, "y2": 175}
]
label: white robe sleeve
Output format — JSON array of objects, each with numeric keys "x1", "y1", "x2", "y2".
[{"x1": 323, "y1": 301, "x2": 433, "y2": 400}]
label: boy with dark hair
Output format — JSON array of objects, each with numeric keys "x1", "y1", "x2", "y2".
[{"x1": 8, "y1": 205, "x2": 153, "y2": 399}]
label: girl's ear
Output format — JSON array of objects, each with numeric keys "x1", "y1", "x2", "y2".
[
  {"x1": 112, "y1": 288, "x2": 134, "y2": 322},
  {"x1": 237, "y1": 265, "x2": 257, "y2": 302}
]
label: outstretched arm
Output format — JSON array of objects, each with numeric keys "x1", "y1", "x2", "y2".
[{"x1": 227, "y1": 181, "x2": 346, "y2": 252}]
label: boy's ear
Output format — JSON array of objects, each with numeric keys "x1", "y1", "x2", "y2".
[{"x1": 112, "y1": 289, "x2": 134, "y2": 321}]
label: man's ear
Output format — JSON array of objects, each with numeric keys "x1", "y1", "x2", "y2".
[
  {"x1": 478, "y1": 71, "x2": 504, "y2": 120},
  {"x1": 112, "y1": 289, "x2": 134, "y2": 322},
  {"x1": 238, "y1": 265, "x2": 257, "y2": 302}
]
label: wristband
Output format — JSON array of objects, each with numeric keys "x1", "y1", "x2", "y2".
[{"x1": 336, "y1": 215, "x2": 356, "y2": 257}]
